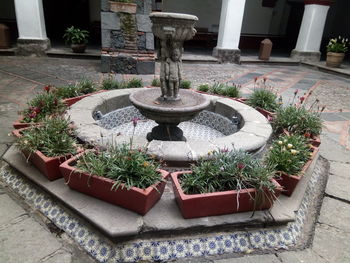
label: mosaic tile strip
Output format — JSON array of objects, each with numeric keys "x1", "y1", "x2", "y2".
[
  {"x1": 97, "y1": 106, "x2": 237, "y2": 137},
  {"x1": 0, "y1": 157, "x2": 325, "y2": 263}
]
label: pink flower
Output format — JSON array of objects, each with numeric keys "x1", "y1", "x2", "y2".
[
  {"x1": 267, "y1": 115, "x2": 273, "y2": 122},
  {"x1": 28, "y1": 111, "x2": 37, "y2": 119},
  {"x1": 220, "y1": 147, "x2": 229, "y2": 153},
  {"x1": 33, "y1": 107, "x2": 41, "y2": 113},
  {"x1": 132, "y1": 117, "x2": 140, "y2": 127},
  {"x1": 237, "y1": 163, "x2": 245, "y2": 170}
]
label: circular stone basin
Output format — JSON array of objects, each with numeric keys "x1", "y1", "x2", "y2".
[
  {"x1": 129, "y1": 88, "x2": 210, "y2": 124},
  {"x1": 67, "y1": 89, "x2": 272, "y2": 164}
]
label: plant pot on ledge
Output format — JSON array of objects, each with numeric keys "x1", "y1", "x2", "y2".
[
  {"x1": 326, "y1": 52, "x2": 345, "y2": 68},
  {"x1": 59, "y1": 153, "x2": 169, "y2": 215},
  {"x1": 71, "y1": 44, "x2": 86, "y2": 53},
  {"x1": 171, "y1": 171, "x2": 281, "y2": 219},
  {"x1": 109, "y1": 1, "x2": 137, "y2": 14}
]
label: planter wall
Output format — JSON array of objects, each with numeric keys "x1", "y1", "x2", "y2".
[
  {"x1": 275, "y1": 146, "x2": 319, "y2": 196},
  {"x1": 171, "y1": 171, "x2": 281, "y2": 219},
  {"x1": 12, "y1": 129, "x2": 74, "y2": 181},
  {"x1": 63, "y1": 90, "x2": 106, "y2": 106},
  {"x1": 13, "y1": 116, "x2": 36, "y2": 129},
  {"x1": 59, "y1": 154, "x2": 169, "y2": 215},
  {"x1": 109, "y1": 1, "x2": 137, "y2": 14}
]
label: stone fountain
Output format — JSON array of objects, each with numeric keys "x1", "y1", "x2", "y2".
[{"x1": 129, "y1": 12, "x2": 210, "y2": 141}]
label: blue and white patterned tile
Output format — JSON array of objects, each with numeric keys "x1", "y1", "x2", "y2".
[
  {"x1": 248, "y1": 230, "x2": 268, "y2": 249},
  {"x1": 264, "y1": 230, "x2": 280, "y2": 248},
  {"x1": 95, "y1": 240, "x2": 113, "y2": 263},
  {"x1": 221, "y1": 235, "x2": 236, "y2": 254},
  {"x1": 187, "y1": 238, "x2": 204, "y2": 257},
  {"x1": 231, "y1": 233, "x2": 251, "y2": 253},
  {"x1": 81, "y1": 232, "x2": 102, "y2": 258}
]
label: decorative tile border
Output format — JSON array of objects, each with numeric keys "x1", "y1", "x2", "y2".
[{"x1": 0, "y1": 158, "x2": 326, "y2": 263}]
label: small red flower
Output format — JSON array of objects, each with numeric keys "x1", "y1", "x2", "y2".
[
  {"x1": 54, "y1": 98, "x2": 58, "y2": 106},
  {"x1": 43, "y1": 85, "x2": 51, "y2": 92},
  {"x1": 304, "y1": 132, "x2": 311, "y2": 138},
  {"x1": 254, "y1": 77, "x2": 258, "y2": 82},
  {"x1": 237, "y1": 163, "x2": 245, "y2": 170},
  {"x1": 300, "y1": 96, "x2": 305, "y2": 103},
  {"x1": 28, "y1": 111, "x2": 37, "y2": 119},
  {"x1": 33, "y1": 107, "x2": 41, "y2": 113}
]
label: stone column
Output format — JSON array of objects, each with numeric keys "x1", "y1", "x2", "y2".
[
  {"x1": 290, "y1": 0, "x2": 333, "y2": 62},
  {"x1": 14, "y1": 0, "x2": 50, "y2": 56},
  {"x1": 213, "y1": 0, "x2": 246, "y2": 64}
]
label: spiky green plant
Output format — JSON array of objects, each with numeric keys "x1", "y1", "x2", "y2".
[{"x1": 247, "y1": 89, "x2": 280, "y2": 112}]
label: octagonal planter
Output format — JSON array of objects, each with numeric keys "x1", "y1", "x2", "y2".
[
  {"x1": 171, "y1": 171, "x2": 282, "y2": 219},
  {"x1": 13, "y1": 116, "x2": 40, "y2": 129},
  {"x1": 12, "y1": 128, "x2": 75, "y2": 181},
  {"x1": 59, "y1": 153, "x2": 169, "y2": 215}
]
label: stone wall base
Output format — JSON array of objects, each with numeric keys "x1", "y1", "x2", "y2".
[
  {"x1": 290, "y1": 50, "x2": 321, "y2": 62},
  {"x1": 101, "y1": 50, "x2": 155, "y2": 74},
  {"x1": 212, "y1": 48, "x2": 241, "y2": 64},
  {"x1": 16, "y1": 38, "x2": 51, "y2": 56}
]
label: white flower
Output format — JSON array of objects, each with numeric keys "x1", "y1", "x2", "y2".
[
  {"x1": 287, "y1": 144, "x2": 293, "y2": 149},
  {"x1": 278, "y1": 141, "x2": 283, "y2": 145}
]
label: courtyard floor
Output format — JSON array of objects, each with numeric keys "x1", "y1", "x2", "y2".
[{"x1": 0, "y1": 56, "x2": 349, "y2": 263}]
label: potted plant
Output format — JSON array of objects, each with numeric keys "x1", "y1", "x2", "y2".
[
  {"x1": 171, "y1": 150, "x2": 281, "y2": 219},
  {"x1": 13, "y1": 117, "x2": 78, "y2": 181},
  {"x1": 53, "y1": 79, "x2": 102, "y2": 106},
  {"x1": 326, "y1": 36, "x2": 348, "y2": 68},
  {"x1": 247, "y1": 77, "x2": 280, "y2": 119},
  {"x1": 196, "y1": 82, "x2": 241, "y2": 100},
  {"x1": 265, "y1": 134, "x2": 318, "y2": 196},
  {"x1": 59, "y1": 143, "x2": 169, "y2": 215},
  {"x1": 63, "y1": 26, "x2": 89, "y2": 53},
  {"x1": 109, "y1": 0, "x2": 137, "y2": 14},
  {"x1": 273, "y1": 104, "x2": 322, "y2": 142},
  {"x1": 13, "y1": 86, "x2": 66, "y2": 129}
]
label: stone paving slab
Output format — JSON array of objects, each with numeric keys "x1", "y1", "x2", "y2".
[
  {"x1": 318, "y1": 197, "x2": 350, "y2": 232},
  {"x1": 0, "y1": 194, "x2": 27, "y2": 226},
  {"x1": 215, "y1": 254, "x2": 280, "y2": 263},
  {"x1": 278, "y1": 249, "x2": 327, "y2": 263},
  {"x1": 0, "y1": 217, "x2": 63, "y2": 263}
]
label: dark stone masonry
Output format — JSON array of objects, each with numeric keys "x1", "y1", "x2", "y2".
[{"x1": 100, "y1": 0, "x2": 155, "y2": 74}]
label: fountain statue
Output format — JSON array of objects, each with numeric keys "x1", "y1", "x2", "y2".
[{"x1": 129, "y1": 12, "x2": 210, "y2": 141}]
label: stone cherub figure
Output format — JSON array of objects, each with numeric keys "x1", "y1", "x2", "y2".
[{"x1": 165, "y1": 47, "x2": 182, "y2": 100}]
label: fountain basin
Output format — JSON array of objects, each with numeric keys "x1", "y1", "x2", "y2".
[
  {"x1": 66, "y1": 89, "x2": 272, "y2": 164},
  {"x1": 150, "y1": 12, "x2": 198, "y2": 41}
]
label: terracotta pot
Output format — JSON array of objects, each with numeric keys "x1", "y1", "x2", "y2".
[
  {"x1": 275, "y1": 146, "x2": 319, "y2": 196},
  {"x1": 326, "y1": 52, "x2": 345, "y2": 68},
  {"x1": 13, "y1": 116, "x2": 39, "y2": 129},
  {"x1": 12, "y1": 128, "x2": 75, "y2": 181},
  {"x1": 71, "y1": 44, "x2": 86, "y2": 53},
  {"x1": 63, "y1": 90, "x2": 106, "y2": 106},
  {"x1": 256, "y1": 107, "x2": 275, "y2": 120},
  {"x1": 109, "y1": 1, "x2": 137, "y2": 14},
  {"x1": 59, "y1": 153, "x2": 169, "y2": 215},
  {"x1": 171, "y1": 171, "x2": 281, "y2": 219}
]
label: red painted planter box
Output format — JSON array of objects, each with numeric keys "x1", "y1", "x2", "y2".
[
  {"x1": 12, "y1": 129, "x2": 74, "y2": 181},
  {"x1": 275, "y1": 146, "x2": 319, "y2": 196},
  {"x1": 13, "y1": 116, "x2": 40, "y2": 129},
  {"x1": 59, "y1": 153, "x2": 169, "y2": 215},
  {"x1": 171, "y1": 171, "x2": 282, "y2": 219},
  {"x1": 63, "y1": 90, "x2": 106, "y2": 106},
  {"x1": 256, "y1": 107, "x2": 275, "y2": 120}
]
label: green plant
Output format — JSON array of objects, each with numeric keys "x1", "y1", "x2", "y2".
[
  {"x1": 63, "y1": 26, "x2": 89, "y2": 45},
  {"x1": 248, "y1": 89, "x2": 280, "y2": 112},
  {"x1": 265, "y1": 134, "x2": 312, "y2": 175},
  {"x1": 205, "y1": 82, "x2": 240, "y2": 98},
  {"x1": 21, "y1": 88, "x2": 66, "y2": 123},
  {"x1": 180, "y1": 150, "x2": 277, "y2": 200},
  {"x1": 273, "y1": 105, "x2": 322, "y2": 136},
  {"x1": 127, "y1": 78, "x2": 143, "y2": 88},
  {"x1": 151, "y1": 78, "x2": 161, "y2": 87},
  {"x1": 76, "y1": 144, "x2": 162, "y2": 190},
  {"x1": 327, "y1": 36, "x2": 349, "y2": 53},
  {"x1": 17, "y1": 117, "x2": 77, "y2": 157},
  {"x1": 101, "y1": 78, "x2": 121, "y2": 90},
  {"x1": 54, "y1": 79, "x2": 97, "y2": 99},
  {"x1": 197, "y1": 84, "x2": 210, "y2": 92},
  {"x1": 180, "y1": 80, "x2": 191, "y2": 89}
]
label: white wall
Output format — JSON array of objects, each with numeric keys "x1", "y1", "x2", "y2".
[
  {"x1": 162, "y1": 0, "x2": 222, "y2": 32},
  {"x1": 162, "y1": 0, "x2": 289, "y2": 35}
]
